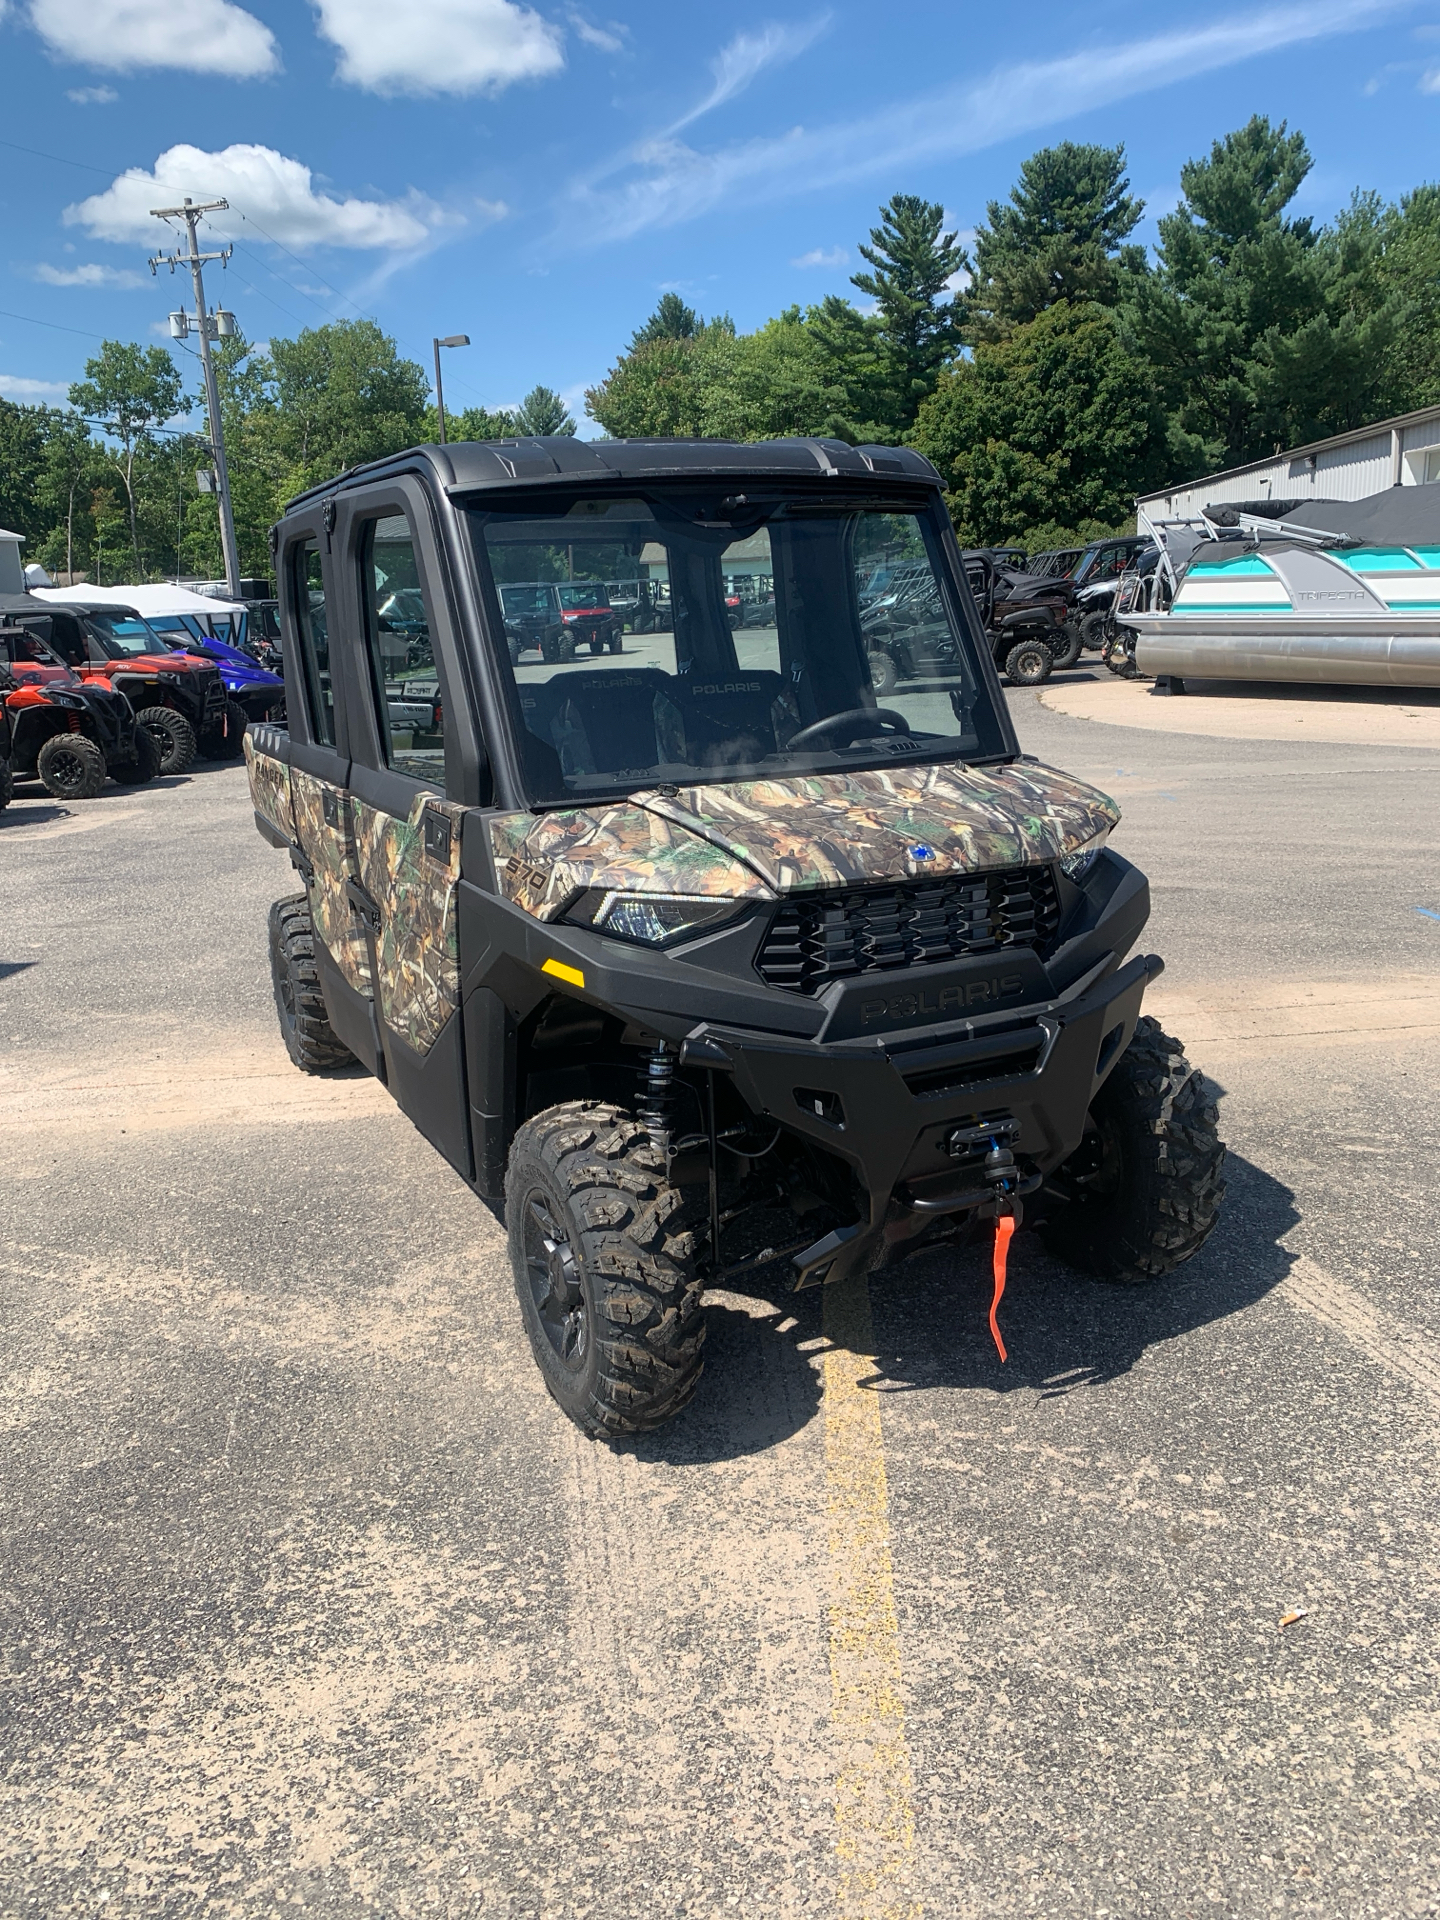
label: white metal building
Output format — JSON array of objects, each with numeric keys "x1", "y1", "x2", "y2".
[{"x1": 1137, "y1": 401, "x2": 1440, "y2": 527}]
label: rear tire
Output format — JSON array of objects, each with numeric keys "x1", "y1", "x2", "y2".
[
  {"x1": 199, "y1": 697, "x2": 249, "y2": 762},
  {"x1": 1080, "y1": 610, "x2": 1109, "y2": 652},
  {"x1": 1049, "y1": 624, "x2": 1084, "y2": 671},
  {"x1": 109, "y1": 720, "x2": 161, "y2": 787},
  {"x1": 0, "y1": 759, "x2": 13, "y2": 812},
  {"x1": 268, "y1": 894, "x2": 355, "y2": 1073},
  {"x1": 36, "y1": 732, "x2": 106, "y2": 799},
  {"x1": 1039, "y1": 1017, "x2": 1226, "y2": 1283},
  {"x1": 506, "y1": 1101, "x2": 706, "y2": 1438},
  {"x1": 1004, "y1": 639, "x2": 1053, "y2": 686},
  {"x1": 137, "y1": 705, "x2": 197, "y2": 776}
]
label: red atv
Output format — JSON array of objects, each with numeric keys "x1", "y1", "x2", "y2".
[
  {"x1": 0, "y1": 616, "x2": 157, "y2": 799},
  {"x1": 13, "y1": 597, "x2": 230, "y2": 775}
]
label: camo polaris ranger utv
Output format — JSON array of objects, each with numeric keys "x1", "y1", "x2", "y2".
[{"x1": 246, "y1": 437, "x2": 1224, "y2": 1436}]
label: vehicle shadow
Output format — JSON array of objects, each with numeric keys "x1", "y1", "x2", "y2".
[{"x1": 628, "y1": 1145, "x2": 1297, "y2": 1467}]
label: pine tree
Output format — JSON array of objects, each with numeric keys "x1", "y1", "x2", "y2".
[
  {"x1": 968, "y1": 142, "x2": 1145, "y2": 335},
  {"x1": 850, "y1": 194, "x2": 965, "y2": 432},
  {"x1": 514, "y1": 385, "x2": 577, "y2": 436},
  {"x1": 629, "y1": 292, "x2": 701, "y2": 349}
]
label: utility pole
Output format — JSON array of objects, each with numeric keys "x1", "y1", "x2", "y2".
[
  {"x1": 432, "y1": 335, "x2": 470, "y2": 445},
  {"x1": 149, "y1": 197, "x2": 242, "y2": 599}
]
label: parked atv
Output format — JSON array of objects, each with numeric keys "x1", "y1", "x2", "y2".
[
  {"x1": 958, "y1": 553, "x2": 1079, "y2": 684},
  {"x1": 556, "y1": 582, "x2": 623, "y2": 656},
  {"x1": 248, "y1": 435, "x2": 1224, "y2": 1438},
  {"x1": 0, "y1": 612, "x2": 157, "y2": 797},
  {"x1": 11, "y1": 598, "x2": 229, "y2": 775}
]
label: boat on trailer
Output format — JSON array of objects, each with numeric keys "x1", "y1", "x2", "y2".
[{"x1": 1128, "y1": 490, "x2": 1440, "y2": 689}]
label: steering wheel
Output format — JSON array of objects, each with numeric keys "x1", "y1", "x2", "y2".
[{"x1": 786, "y1": 707, "x2": 912, "y2": 751}]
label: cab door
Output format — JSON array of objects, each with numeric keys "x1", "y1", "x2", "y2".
[
  {"x1": 331, "y1": 482, "x2": 476, "y2": 1179},
  {"x1": 277, "y1": 514, "x2": 384, "y2": 1075}
]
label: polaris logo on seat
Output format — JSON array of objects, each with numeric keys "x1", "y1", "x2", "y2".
[
  {"x1": 691, "y1": 680, "x2": 763, "y2": 696},
  {"x1": 860, "y1": 975, "x2": 1026, "y2": 1025}
]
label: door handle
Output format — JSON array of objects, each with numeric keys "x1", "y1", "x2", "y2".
[{"x1": 345, "y1": 877, "x2": 382, "y2": 935}]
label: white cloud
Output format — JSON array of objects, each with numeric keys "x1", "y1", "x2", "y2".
[
  {"x1": 1421, "y1": 63, "x2": 1440, "y2": 89},
  {"x1": 567, "y1": 10, "x2": 624, "y2": 53},
  {"x1": 0, "y1": 374, "x2": 70, "y2": 403},
  {"x1": 670, "y1": 17, "x2": 829, "y2": 133},
  {"x1": 33, "y1": 261, "x2": 146, "y2": 287},
  {"x1": 791, "y1": 245, "x2": 848, "y2": 268},
  {"x1": 312, "y1": 0, "x2": 563, "y2": 95},
  {"x1": 66, "y1": 84, "x2": 118, "y2": 103},
  {"x1": 569, "y1": 0, "x2": 1401, "y2": 243},
  {"x1": 65, "y1": 144, "x2": 449, "y2": 251},
  {"x1": 29, "y1": 0, "x2": 278, "y2": 76}
]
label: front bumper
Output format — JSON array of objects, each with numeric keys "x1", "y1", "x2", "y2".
[{"x1": 680, "y1": 948, "x2": 1161, "y2": 1285}]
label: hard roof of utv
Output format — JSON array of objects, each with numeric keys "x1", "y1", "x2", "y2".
[{"x1": 282, "y1": 435, "x2": 942, "y2": 515}]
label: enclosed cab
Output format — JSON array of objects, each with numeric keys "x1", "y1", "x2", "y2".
[{"x1": 246, "y1": 437, "x2": 1224, "y2": 1436}]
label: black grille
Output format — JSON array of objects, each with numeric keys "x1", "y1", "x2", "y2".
[{"x1": 756, "y1": 866, "x2": 1061, "y2": 995}]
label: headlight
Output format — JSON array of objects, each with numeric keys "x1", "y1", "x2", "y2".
[
  {"x1": 563, "y1": 889, "x2": 746, "y2": 946},
  {"x1": 1060, "y1": 829, "x2": 1110, "y2": 882}
]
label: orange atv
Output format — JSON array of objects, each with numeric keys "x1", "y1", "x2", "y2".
[
  {"x1": 0, "y1": 616, "x2": 157, "y2": 799},
  {"x1": 9, "y1": 596, "x2": 230, "y2": 775}
]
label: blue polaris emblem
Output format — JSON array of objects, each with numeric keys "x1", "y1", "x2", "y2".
[{"x1": 909, "y1": 844, "x2": 936, "y2": 861}]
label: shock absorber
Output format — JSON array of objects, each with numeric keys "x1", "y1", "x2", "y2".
[{"x1": 637, "y1": 1041, "x2": 676, "y2": 1158}]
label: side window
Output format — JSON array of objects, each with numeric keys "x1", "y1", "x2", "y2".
[
  {"x1": 290, "y1": 540, "x2": 335, "y2": 745},
  {"x1": 358, "y1": 513, "x2": 444, "y2": 786}
]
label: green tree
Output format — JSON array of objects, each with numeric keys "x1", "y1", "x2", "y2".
[
  {"x1": 586, "y1": 316, "x2": 738, "y2": 438},
  {"x1": 0, "y1": 401, "x2": 49, "y2": 547},
  {"x1": 850, "y1": 193, "x2": 965, "y2": 432},
  {"x1": 428, "y1": 403, "x2": 518, "y2": 441},
  {"x1": 909, "y1": 300, "x2": 1167, "y2": 547},
  {"x1": 514, "y1": 385, "x2": 577, "y2": 436},
  {"x1": 1369, "y1": 184, "x2": 1440, "y2": 409},
  {"x1": 630, "y1": 292, "x2": 701, "y2": 348},
  {"x1": 69, "y1": 340, "x2": 186, "y2": 575},
  {"x1": 1127, "y1": 117, "x2": 1396, "y2": 469},
  {"x1": 36, "y1": 411, "x2": 97, "y2": 582},
  {"x1": 265, "y1": 320, "x2": 430, "y2": 495},
  {"x1": 968, "y1": 142, "x2": 1146, "y2": 335}
]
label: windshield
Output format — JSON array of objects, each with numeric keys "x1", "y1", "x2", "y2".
[
  {"x1": 84, "y1": 611, "x2": 168, "y2": 659},
  {"x1": 500, "y1": 584, "x2": 556, "y2": 618},
  {"x1": 556, "y1": 582, "x2": 611, "y2": 611},
  {"x1": 470, "y1": 489, "x2": 1005, "y2": 804}
]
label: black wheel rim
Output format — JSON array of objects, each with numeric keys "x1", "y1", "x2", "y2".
[
  {"x1": 48, "y1": 747, "x2": 87, "y2": 792},
  {"x1": 522, "y1": 1188, "x2": 588, "y2": 1371},
  {"x1": 1050, "y1": 1109, "x2": 1123, "y2": 1207}
]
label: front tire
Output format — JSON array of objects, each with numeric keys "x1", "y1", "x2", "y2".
[
  {"x1": 268, "y1": 894, "x2": 355, "y2": 1073},
  {"x1": 110, "y1": 721, "x2": 161, "y2": 787},
  {"x1": 36, "y1": 732, "x2": 106, "y2": 799},
  {"x1": 1004, "y1": 638, "x2": 1053, "y2": 686},
  {"x1": 199, "y1": 698, "x2": 249, "y2": 762},
  {"x1": 868, "y1": 649, "x2": 898, "y2": 695},
  {"x1": 137, "y1": 705, "x2": 197, "y2": 776},
  {"x1": 506, "y1": 1102, "x2": 706, "y2": 1438},
  {"x1": 0, "y1": 759, "x2": 13, "y2": 812},
  {"x1": 1040, "y1": 1017, "x2": 1226, "y2": 1283}
]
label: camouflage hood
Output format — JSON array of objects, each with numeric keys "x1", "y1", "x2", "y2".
[{"x1": 490, "y1": 760, "x2": 1118, "y2": 922}]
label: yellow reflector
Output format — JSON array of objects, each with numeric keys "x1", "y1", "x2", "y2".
[{"x1": 542, "y1": 957, "x2": 585, "y2": 990}]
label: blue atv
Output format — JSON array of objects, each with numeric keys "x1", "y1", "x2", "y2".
[{"x1": 144, "y1": 620, "x2": 285, "y2": 758}]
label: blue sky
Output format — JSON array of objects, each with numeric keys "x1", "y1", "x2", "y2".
[{"x1": 2, "y1": 0, "x2": 1439, "y2": 435}]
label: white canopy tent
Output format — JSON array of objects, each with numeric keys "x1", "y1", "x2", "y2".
[{"x1": 34, "y1": 582, "x2": 251, "y2": 646}]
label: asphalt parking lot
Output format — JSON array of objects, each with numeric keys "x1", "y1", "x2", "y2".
[{"x1": 3, "y1": 683, "x2": 1439, "y2": 1919}]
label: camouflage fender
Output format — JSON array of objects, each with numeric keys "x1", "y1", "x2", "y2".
[
  {"x1": 243, "y1": 731, "x2": 294, "y2": 839},
  {"x1": 291, "y1": 769, "x2": 373, "y2": 998},
  {"x1": 488, "y1": 760, "x2": 1117, "y2": 920},
  {"x1": 355, "y1": 792, "x2": 464, "y2": 1056}
]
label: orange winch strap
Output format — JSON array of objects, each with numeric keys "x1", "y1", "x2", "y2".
[{"x1": 990, "y1": 1214, "x2": 1015, "y2": 1364}]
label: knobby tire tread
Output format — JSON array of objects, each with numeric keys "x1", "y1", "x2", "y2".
[{"x1": 507, "y1": 1100, "x2": 706, "y2": 1439}]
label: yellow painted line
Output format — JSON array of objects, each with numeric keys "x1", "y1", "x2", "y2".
[
  {"x1": 541, "y1": 957, "x2": 585, "y2": 989},
  {"x1": 823, "y1": 1272, "x2": 921, "y2": 1920}
]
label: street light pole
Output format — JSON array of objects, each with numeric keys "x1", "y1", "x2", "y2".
[
  {"x1": 149, "y1": 196, "x2": 242, "y2": 599},
  {"x1": 432, "y1": 334, "x2": 470, "y2": 445}
]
